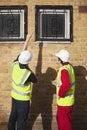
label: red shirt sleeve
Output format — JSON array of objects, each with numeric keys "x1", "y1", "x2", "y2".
[{"x1": 58, "y1": 69, "x2": 71, "y2": 97}]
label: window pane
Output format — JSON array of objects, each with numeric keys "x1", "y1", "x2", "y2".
[
  {"x1": 42, "y1": 14, "x2": 65, "y2": 38},
  {"x1": 0, "y1": 14, "x2": 20, "y2": 37}
]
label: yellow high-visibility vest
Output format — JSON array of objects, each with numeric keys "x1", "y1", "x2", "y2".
[
  {"x1": 11, "y1": 61, "x2": 32, "y2": 101},
  {"x1": 56, "y1": 64, "x2": 75, "y2": 106}
]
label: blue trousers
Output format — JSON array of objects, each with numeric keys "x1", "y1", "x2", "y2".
[{"x1": 8, "y1": 98, "x2": 30, "y2": 130}]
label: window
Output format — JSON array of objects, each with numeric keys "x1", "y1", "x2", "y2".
[
  {"x1": 0, "y1": 5, "x2": 27, "y2": 42},
  {"x1": 35, "y1": 5, "x2": 73, "y2": 43}
]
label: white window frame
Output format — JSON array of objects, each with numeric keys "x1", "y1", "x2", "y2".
[
  {"x1": 35, "y1": 5, "x2": 73, "y2": 43},
  {"x1": 0, "y1": 5, "x2": 27, "y2": 43}
]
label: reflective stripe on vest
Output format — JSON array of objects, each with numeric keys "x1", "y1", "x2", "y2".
[
  {"x1": 56, "y1": 90, "x2": 74, "y2": 98},
  {"x1": 12, "y1": 79, "x2": 30, "y2": 88},
  {"x1": 19, "y1": 69, "x2": 29, "y2": 85},
  {"x1": 56, "y1": 64, "x2": 75, "y2": 106},
  {"x1": 12, "y1": 87, "x2": 30, "y2": 96}
]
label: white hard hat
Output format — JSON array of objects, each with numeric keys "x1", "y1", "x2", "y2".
[
  {"x1": 55, "y1": 49, "x2": 70, "y2": 62},
  {"x1": 18, "y1": 50, "x2": 32, "y2": 64}
]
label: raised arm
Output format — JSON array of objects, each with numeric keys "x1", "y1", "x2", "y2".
[{"x1": 22, "y1": 34, "x2": 32, "y2": 51}]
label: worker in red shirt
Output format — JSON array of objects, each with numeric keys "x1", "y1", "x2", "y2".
[{"x1": 55, "y1": 49, "x2": 75, "y2": 130}]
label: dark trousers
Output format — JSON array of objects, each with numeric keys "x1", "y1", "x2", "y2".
[{"x1": 8, "y1": 98, "x2": 30, "y2": 130}]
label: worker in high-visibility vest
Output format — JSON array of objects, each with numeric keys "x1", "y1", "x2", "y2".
[
  {"x1": 55, "y1": 49, "x2": 75, "y2": 130},
  {"x1": 8, "y1": 34, "x2": 37, "y2": 130}
]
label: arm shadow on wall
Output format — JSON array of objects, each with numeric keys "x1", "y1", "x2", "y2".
[
  {"x1": 27, "y1": 43, "x2": 57, "y2": 130},
  {"x1": 72, "y1": 66, "x2": 87, "y2": 130}
]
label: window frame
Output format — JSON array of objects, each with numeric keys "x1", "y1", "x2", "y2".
[
  {"x1": 0, "y1": 5, "x2": 28, "y2": 43},
  {"x1": 35, "y1": 5, "x2": 73, "y2": 43}
]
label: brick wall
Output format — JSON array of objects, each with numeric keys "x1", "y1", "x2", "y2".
[{"x1": 0, "y1": 0, "x2": 87, "y2": 130}]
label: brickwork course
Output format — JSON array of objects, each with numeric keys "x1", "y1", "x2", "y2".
[{"x1": 0, "y1": 0, "x2": 87, "y2": 130}]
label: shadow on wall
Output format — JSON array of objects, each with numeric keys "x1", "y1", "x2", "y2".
[
  {"x1": 73, "y1": 66, "x2": 87, "y2": 130},
  {"x1": 27, "y1": 44, "x2": 57, "y2": 130}
]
